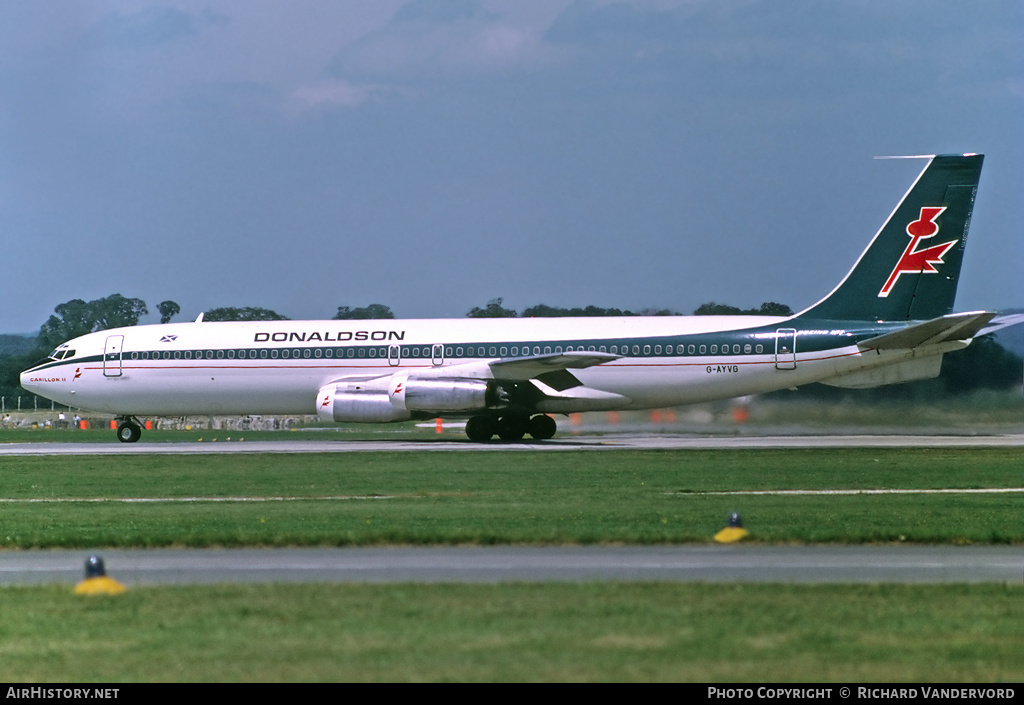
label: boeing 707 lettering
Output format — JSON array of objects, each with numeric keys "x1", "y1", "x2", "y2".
[{"x1": 21, "y1": 154, "x2": 1018, "y2": 442}]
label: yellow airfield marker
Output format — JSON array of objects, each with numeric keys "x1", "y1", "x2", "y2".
[
  {"x1": 713, "y1": 512, "x2": 750, "y2": 543},
  {"x1": 74, "y1": 555, "x2": 126, "y2": 596}
]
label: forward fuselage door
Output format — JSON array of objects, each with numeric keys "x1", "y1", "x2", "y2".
[
  {"x1": 775, "y1": 328, "x2": 797, "y2": 370},
  {"x1": 103, "y1": 335, "x2": 124, "y2": 377}
]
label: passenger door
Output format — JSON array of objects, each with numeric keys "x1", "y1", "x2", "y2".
[
  {"x1": 775, "y1": 328, "x2": 797, "y2": 370},
  {"x1": 103, "y1": 335, "x2": 124, "y2": 377}
]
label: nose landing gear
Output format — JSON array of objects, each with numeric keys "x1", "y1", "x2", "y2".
[{"x1": 115, "y1": 417, "x2": 143, "y2": 443}]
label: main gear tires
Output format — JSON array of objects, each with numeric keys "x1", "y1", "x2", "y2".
[
  {"x1": 496, "y1": 415, "x2": 529, "y2": 441},
  {"x1": 465, "y1": 416, "x2": 497, "y2": 442},
  {"x1": 465, "y1": 414, "x2": 558, "y2": 442},
  {"x1": 528, "y1": 414, "x2": 556, "y2": 440}
]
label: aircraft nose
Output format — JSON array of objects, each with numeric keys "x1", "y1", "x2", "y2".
[
  {"x1": 20, "y1": 360, "x2": 57, "y2": 394},
  {"x1": 20, "y1": 368, "x2": 40, "y2": 393}
]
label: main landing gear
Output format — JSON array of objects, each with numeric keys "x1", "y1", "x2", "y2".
[
  {"x1": 464, "y1": 414, "x2": 557, "y2": 442},
  {"x1": 115, "y1": 417, "x2": 143, "y2": 443}
]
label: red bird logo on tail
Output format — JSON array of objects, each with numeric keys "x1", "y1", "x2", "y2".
[{"x1": 878, "y1": 207, "x2": 957, "y2": 297}]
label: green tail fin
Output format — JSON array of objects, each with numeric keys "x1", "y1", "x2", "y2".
[{"x1": 796, "y1": 154, "x2": 983, "y2": 322}]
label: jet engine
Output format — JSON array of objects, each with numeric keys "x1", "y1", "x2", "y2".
[
  {"x1": 316, "y1": 377, "x2": 502, "y2": 423},
  {"x1": 316, "y1": 389, "x2": 410, "y2": 423}
]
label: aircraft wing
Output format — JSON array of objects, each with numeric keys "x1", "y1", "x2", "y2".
[
  {"x1": 487, "y1": 351, "x2": 620, "y2": 380},
  {"x1": 320, "y1": 352, "x2": 620, "y2": 388},
  {"x1": 487, "y1": 352, "x2": 628, "y2": 409},
  {"x1": 858, "y1": 311, "x2": 997, "y2": 351}
]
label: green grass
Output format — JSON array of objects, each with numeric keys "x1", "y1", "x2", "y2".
[
  {"x1": 0, "y1": 448, "x2": 1021, "y2": 548},
  {"x1": 2, "y1": 447, "x2": 1022, "y2": 683},
  {"x1": 1, "y1": 582, "x2": 1021, "y2": 682}
]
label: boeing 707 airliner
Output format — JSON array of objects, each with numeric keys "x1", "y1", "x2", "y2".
[{"x1": 21, "y1": 154, "x2": 1017, "y2": 442}]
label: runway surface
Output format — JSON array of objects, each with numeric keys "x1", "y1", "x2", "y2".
[
  {"x1": 3, "y1": 546, "x2": 1022, "y2": 586},
  {"x1": 1, "y1": 432, "x2": 1022, "y2": 455}
]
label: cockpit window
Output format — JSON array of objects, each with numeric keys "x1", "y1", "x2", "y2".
[{"x1": 47, "y1": 347, "x2": 76, "y2": 361}]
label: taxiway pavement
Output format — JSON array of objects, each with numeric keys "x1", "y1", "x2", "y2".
[{"x1": 3, "y1": 546, "x2": 1022, "y2": 586}]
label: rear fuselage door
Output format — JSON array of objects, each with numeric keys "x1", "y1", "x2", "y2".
[
  {"x1": 104, "y1": 335, "x2": 124, "y2": 377},
  {"x1": 388, "y1": 345, "x2": 401, "y2": 367},
  {"x1": 775, "y1": 328, "x2": 797, "y2": 370}
]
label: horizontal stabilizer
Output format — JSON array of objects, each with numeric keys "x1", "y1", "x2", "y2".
[
  {"x1": 978, "y1": 312, "x2": 1024, "y2": 338},
  {"x1": 858, "y1": 311, "x2": 996, "y2": 351}
]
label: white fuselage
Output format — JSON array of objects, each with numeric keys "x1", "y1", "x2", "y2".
[{"x1": 20, "y1": 315, "x2": 939, "y2": 419}]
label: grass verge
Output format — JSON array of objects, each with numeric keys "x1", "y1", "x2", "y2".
[
  {"x1": 0, "y1": 448, "x2": 1021, "y2": 547},
  {"x1": 1, "y1": 582, "x2": 1021, "y2": 682}
]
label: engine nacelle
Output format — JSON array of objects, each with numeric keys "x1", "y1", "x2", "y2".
[
  {"x1": 317, "y1": 390, "x2": 411, "y2": 423},
  {"x1": 316, "y1": 377, "x2": 500, "y2": 423},
  {"x1": 401, "y1": 378, "x2": 497, "y2": 412}
]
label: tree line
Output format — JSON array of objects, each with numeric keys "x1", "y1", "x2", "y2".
[
  {"x1": 465, "y1": 298, "x2": 796, "y2": 318},
  {"x1": 0, "y1": 293, "x2": 1019, "y2": 401}
]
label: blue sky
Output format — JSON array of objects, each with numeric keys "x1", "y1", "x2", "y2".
[{"x1": 1, "y1": 0, "x2": 1020, "y2": 333}]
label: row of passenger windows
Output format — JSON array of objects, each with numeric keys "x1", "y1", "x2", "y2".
[
  {"x1": 447, "y1": 343, "x2": 766, "y2": 356},
  {"x1": 126, "y1": 342, "x2": 766, "y2": 361}
]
